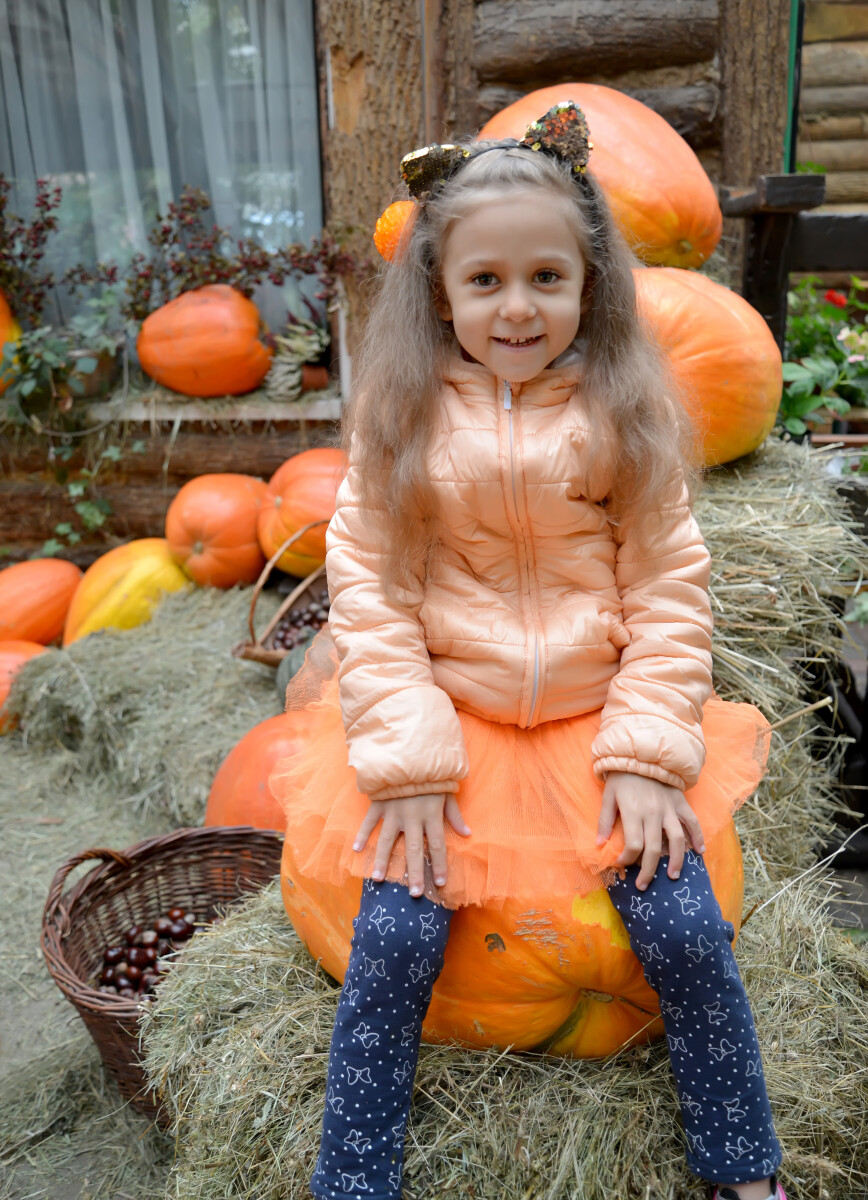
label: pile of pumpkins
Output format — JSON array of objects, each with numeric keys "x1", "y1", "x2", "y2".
[{"x1": 0, "y1": 446, "x2": 346, "y2": 731}]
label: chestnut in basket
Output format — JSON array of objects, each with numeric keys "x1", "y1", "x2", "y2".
[
  {"x1": 154, "y1": 916, "x2": 173, "y2": 937},
  {"x1": 103, "y1": 945, "x2": 125, "y2": 966},
  {"x1": 124, "y1": 925, "x2": 142, "y2": 945}
]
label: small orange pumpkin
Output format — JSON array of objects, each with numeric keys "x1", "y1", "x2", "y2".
[
  {"x1": 205, "y1": 710, "x2": 317, "y2": 832},
  {"x1": 166, "y1": 474, "x2": 268, "y2": 587},
  {"x1": 258, "y1": 448, "x2": 347, "y2": 577},
  {"x1": 635, "y1": 267, "x2": 782, "y2": 466},
  {"x1": 281, "y1": 820, "x2": 743, "y2": 1058},
  {"x1": 137, "y1": 285, "x2": 273, "y2": 397},
  {"x1": 0, "y1": 558, "x2": 83, "y2": 644},
  {"x1": 480, "y1": 84, "x2": 722, "y2": 269},
  {"x1": 0, "y1": 640, "x2": 48, "y2": 733}
]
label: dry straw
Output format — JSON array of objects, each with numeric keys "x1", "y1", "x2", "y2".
[
  {"x1": 141, "y1": 441, "x2": 868, "y2": 1200},
  {"x1": 6, "y1": 585, "x2": 283, "y2": 825}
]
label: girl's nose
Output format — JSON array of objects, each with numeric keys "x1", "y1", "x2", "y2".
[{"x1": 499, "y1": 285, "x2": 536, "y2": 320}]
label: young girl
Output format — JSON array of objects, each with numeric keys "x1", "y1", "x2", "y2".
[{"x1": 272, "y1": 103, "x2": 785, "y2": 1200}]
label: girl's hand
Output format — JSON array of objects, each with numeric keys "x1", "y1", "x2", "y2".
[
  {"x1": 596, "y1": 771, "x2": 706, "y2": 891},
  {"x1": 353, "y1": 793, "x2": 472, "y2": 898}
]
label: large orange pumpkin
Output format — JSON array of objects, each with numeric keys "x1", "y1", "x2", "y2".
[
  {"x1": 0, "y1": 558, "x2": 83, "y2": 644},
  {"x1": 258, "y1": 448, "x2": 347, "y2": 577},
  {"x1": 205, "y1": 710, "x2": 317, "y2": 832},
  {"x1": 166, "y1": 473, "x2": 268, "y2": 587},
  {"x1": 0, "y1": 640, "x2": 48, "y2": 733},
  {"x1": 0, "y1": 291, "x2": 21, "y2": 396},
  {"x1": 137, "y1": 285, "x2": 273, "y2": 398},
  {"x1": 635, "y1": 268, "x2": 782, "y2": 466},
  {"x1": 479, "y1": 85, "x2": 722, "y2": 269},
  {"x1": 281, "y1": 820, "x2": 743, "y2": 1058},
  {"x1": 63, "y1": 538, "x2": 190, "y2": 646}
]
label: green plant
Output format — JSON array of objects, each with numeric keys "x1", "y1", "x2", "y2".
[
  {"x1": 779, "y1": 276, "x2": 868, "y2": 435},
  {"x1": 0, "y1": 177, "x2": 62, "y2": 329}
]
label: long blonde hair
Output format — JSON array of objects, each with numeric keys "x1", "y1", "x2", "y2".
[{"x1": 344, "y1": 142, "x2": 695, "y2": 590}]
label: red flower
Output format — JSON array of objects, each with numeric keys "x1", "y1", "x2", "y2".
[{"x1": 824, "y1": 289, "x2": 848, "y2": 308}]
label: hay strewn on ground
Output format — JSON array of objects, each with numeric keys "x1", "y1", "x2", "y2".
[
  {"x1": 6, "y1": 585, "x2": 282, "y2": 825},
  {"x1": 141, "y1": 441, "x2": 868, "y2": 1200}
]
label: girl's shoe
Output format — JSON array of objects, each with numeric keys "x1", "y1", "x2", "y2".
[{"x1": 713, "y1": 1179, "x2": 786, "y2": 1200}]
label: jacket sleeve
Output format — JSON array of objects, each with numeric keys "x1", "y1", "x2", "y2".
[
  {"x1": 325, "y1": 462, "x2": 469, "y2": 802},
  {"x1": 590, "y1": 475, "x2": 713, "y2": 791}
]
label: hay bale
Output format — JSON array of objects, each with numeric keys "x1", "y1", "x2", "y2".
[
  {"x1": 141, "y1": 441, "x2": 868, "y2": 1198},
  {"x1": 6, "y1": 586, "x2": 282, "y2": 825}
]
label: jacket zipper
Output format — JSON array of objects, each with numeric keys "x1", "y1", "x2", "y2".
[{"x1": 503, "y1": 379, "x2": 542, "y2": 727}]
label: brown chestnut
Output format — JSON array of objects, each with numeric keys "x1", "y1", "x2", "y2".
[
  {"x1": 103, "y1": 945, "x2": 125, "y2": 965},
  {"x1": 141, "y1": 971, "x2": 160, "y2": 992},
  {"x1": 138, "y1": 929, "x2": 159, "y2": 948},
  {"x1": 169, "y1": 919, "x2": 193, "y2": 940},
  {"x1": 99, "y1": 966, "x2": 117, "y2": 986},
  {"x1": 167, "y1": 906, "x2": 186, "y2": 921},
  {"x1": 156, "y1": 938, "x2": 172, "y2": 956},
  {"x1": 126, "y1": 947, "x2": 150, "y2": 969},
  {"x1": 124, "y1": 925, "x2": 142, "y2": 945},
  {"x1": 98, "y1": 984, "x2": 119, "y2": 994},
  {"x1": 154, "y1": 916, "x2": 174, "y2": 936},
  {"x1": 118, "y1": 986, "x2": 136, "y2": 1000},
  {"x1": 142, "y1": 946, "x2": 157, "y2": 965},
  {"x1": 183, "y1": 911, "x2": 197, "y2": 926},
  {"x1": 125, "y1": 963, "x2": 142, "y2": 983}
]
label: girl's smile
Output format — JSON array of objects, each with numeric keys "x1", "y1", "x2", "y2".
[{"x1": 435, "y1": 187, "x2": 586, "y2": 383}]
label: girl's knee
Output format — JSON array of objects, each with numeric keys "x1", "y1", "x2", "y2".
[{"x1": 352, "y1": 880, "x2": 452, "y2": 973}]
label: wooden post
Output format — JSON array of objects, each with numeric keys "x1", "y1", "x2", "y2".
[{"x1": 719, "y1": 0, "x2": 793, "y2": 283}]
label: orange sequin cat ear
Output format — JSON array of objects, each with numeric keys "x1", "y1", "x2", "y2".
[{"x1": 517, "y1": 101, "x2": 593, "y2": 176}]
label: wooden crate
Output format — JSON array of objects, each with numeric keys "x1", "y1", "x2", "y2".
[{"x1": 0, "y1": 389, "x2": 342, "y2": 566}]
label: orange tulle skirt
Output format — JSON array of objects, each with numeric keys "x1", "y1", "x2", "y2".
[{"x1": 270, "y1": 632, "x2": 770, "y2": 910}]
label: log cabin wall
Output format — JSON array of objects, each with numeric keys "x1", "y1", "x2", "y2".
[
  {"x1": 316, "y1": 0, "x2": 796, "y2": 308},
  {"x1": 798, "y1": 2, "x2": 868, "y2": 214}
]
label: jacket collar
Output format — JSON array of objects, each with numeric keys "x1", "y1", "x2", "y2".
[{"x1": 442, "y1": 349, "x2": 582, "y2": 407}]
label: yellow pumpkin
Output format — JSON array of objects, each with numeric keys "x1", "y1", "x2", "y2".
[
  {"x1": 63, "y1": 538, "x2": 191, "y2": 646},
  {"x1": 281, "y1": 820, "x2": 743, "y2": 1058}
]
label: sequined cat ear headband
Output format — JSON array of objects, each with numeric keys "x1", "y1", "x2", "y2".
[{"x1": 373, "y1": 101, "x2": 593, "y2": 261}]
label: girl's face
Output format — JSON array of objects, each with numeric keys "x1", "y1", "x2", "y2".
[{"x1": 435, "y1": 187, "x2": 586, "y2": 383}]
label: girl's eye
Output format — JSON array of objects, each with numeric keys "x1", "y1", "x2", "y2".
[
  {"x1": 536, "y1": 269, "x2": 560, "y2": 284},
  {"x1": 471, "y1": 273, "x2": 497, "y2": 288}
]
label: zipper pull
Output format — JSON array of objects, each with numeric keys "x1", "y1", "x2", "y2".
[{"x1": 503, "y1": 380, "x2": 512, "y2": 411}]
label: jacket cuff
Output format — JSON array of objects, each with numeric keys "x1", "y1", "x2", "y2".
[
  {"x1": 593, "y1": 757, "x2": 688, "y2": 792},
  {"x1": 367, "y1": 780, "x2": 462, "y2": 802}
]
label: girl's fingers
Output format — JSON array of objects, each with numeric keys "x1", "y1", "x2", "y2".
[
  {"x1": 596, "y1": 787, "x2": 617, "y2": 845},
  {"x1": 371, "y1": 817, "x2": 399, "y2": 882},
  {"x1": 616, "y1": 808, "x2": 644, "y2": 869},
  {"x1": 663, "y1": 812, "x2": 686, "y2": 880},
  {"x1": 425, "y1": 821, "x2": 448, "y2": 888},
  {"x1": 444, "y1": 795, "x2": 472, "y2": 838},
  {"x1": 677, "y1": 803, "x2": 706, "y2": 854},
  {"x1": 404, "y1": 825, "x2": 426, "y2": 897},
  {"x1": 353, "y1": 804, "x2": 383, "y2": 853},
  {"x1": 636, "y1": 819, "x2": 663, "y2": 891}
]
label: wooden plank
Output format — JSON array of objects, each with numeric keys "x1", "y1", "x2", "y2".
[
  {"x1": 0, "y1": 479, "x2": 178, "y2": 544},
  {"x1": 473, "y1": 0, "x2": 718, "y2": 84},
  {"x1": 85, "y1": 391, "x2": 342, "y2": 426},
  {"x1": 805, "y1": 3, "x2": 868, "y2": 42},
  {"x1": 789, "y1": 210, "x2": 868, "y2": 268},
  {"x1": 800, "y1": 113, "x2": 868, "y2": 139},
  {"x1": 796, "y1": 138, "x2": 868, "y2": 168},
  {"x1": 802, "y1": 38, "x2": 868, "y2": 85},
  {"x1": 802, "y1": 83, "x2": 868, "y2": 112},
  {"x1": 825, "y1": 169, "x2": 868, "y2": 199},
  {"x1": 719, "y1": 173, "x2": 827, "y2": 214}
]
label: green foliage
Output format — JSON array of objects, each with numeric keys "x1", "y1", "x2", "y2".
[{"x1": 780, "y1": 276, "x2": 868, "y2": 435}]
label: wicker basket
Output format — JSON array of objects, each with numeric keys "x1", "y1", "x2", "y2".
[
  {"x1": 41, "y1": 825, "x2": 283, "y2": 1123},
  {"x1": 232, "y1": 520, "x2": 328, "y2": 667}
]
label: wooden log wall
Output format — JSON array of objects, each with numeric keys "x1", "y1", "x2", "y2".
[{"x1": 798, "y1": 5, "x2": 868, "y2": 209}]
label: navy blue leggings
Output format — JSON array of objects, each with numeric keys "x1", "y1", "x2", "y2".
[{"x1": 310, "y1": 854, "x2": 781, "y2": 1199}]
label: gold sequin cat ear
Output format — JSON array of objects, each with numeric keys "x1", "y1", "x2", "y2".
[
  {"x1": 399, "y1": 144, "x2": 472, "y2": 202},
  {"x1": 517, "y1": 101, "x2": 593, "y2": 175}
]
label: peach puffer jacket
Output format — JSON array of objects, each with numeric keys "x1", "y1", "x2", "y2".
[{"x1": 326, "y1": 356, "x2": 713, "y2": 803}]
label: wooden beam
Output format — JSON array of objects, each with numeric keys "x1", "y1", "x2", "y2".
[
  {"x1": 719, "y1": 0, "x2": 792, "y2": 282},
  {"x1": 796, "y1": 139, "x2": 868, "y2": 170},
  {"x1": 804, "y1": 3, "x2": 868, "y2": 43},
  {"x1": 802, "y1": 38, "x2": 868, "y2": 85},
  {"x1": 473, "y1": 0, "x2": 718, "y2": 84},
  {"x1": 801, "y1": 83, "x2": 868, "y2": 112},
  {"x1": 719, "y1": 172, "x2": 827, "y2": 214}
]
